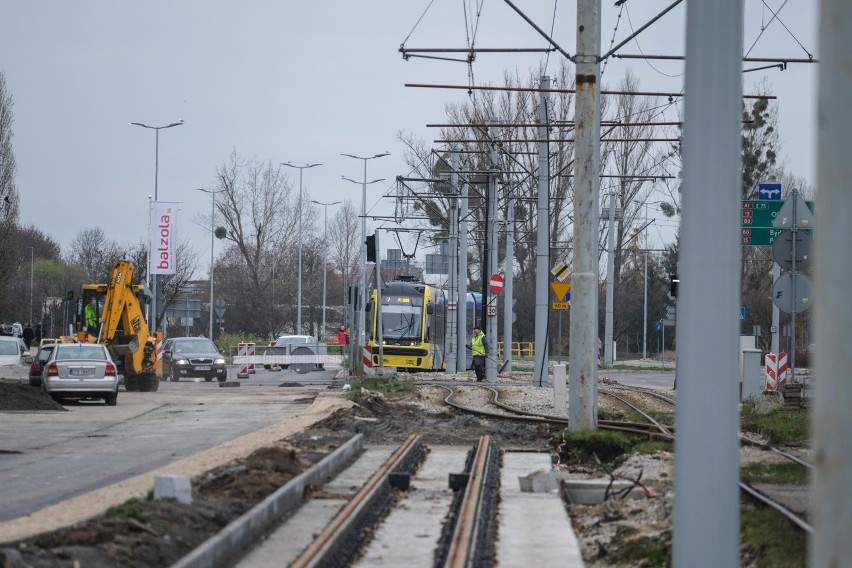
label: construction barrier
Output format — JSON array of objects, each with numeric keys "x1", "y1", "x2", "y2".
[
  {"x1": 237, "y1": 343, "x2": 255, "y2": 378},
  {"x1": 765, "y1": 352, "x2": 789, "y2": 392},
  {"x1": 363, "y1": 346, "x2": 372, "y2": 369}
]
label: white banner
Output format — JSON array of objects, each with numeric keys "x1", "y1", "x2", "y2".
[{"x1": 150, "y1": 201, "x2": 179, "y2": 275}]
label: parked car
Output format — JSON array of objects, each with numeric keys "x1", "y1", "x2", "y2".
[
  {"x1": 161, "y1": 337, "x2": 226, "y2": 382},
  {"x1": 0, "y1": 336, "x2": 33, "y2": 367},
  {"x1": 41, "y1": 343, "x2": 119, "y2": 405},
  {"x1": 265, "y1": 335, "x2": 325, "y2": 373},
  {"x1": 29, "y1": 343, "x2": 57, "y2": 387}
]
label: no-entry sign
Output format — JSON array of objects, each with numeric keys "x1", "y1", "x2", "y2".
[{"x1": 488, "y1": 273, "x2": 505, "y2": 294}]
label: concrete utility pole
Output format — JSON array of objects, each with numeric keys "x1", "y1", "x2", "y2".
[
  {"x1": 485, "y1": 117, "x2": 500, "y2": 382},
  {"x1": 457, "y1": 161, "x2": 470, "y2": 372},
  {"x1": 569, "y1": 2, "x2": 601, "y2": 431},
  {"x1": 445, "y1": 147, "x2": 459, "y2": 373},
  {"x1": 812, "y1": 1, "x2": 852, "y2": 563},
  {"x1": 534, "y1": 75, "x2": 551, "y2": 387},
  {"x1": 672, "y1": 1, "x2": 742, "y2": 566},
  {"x1": 604, "y1": 192, "x2": 617, "y2": 365},
  {"x1": 503, "y1": 180, "x2": 515, "y2": 372}
]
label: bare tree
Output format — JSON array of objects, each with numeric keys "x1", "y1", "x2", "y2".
[
  {"x1": 0, "y1": 71, "x2": 20, "y2": 314},
  {"x1": 328, "y1": 200, "x2": 360, "y2": 305},
  {"x1": 209, "y1": 149, "x2": 298, "y2": 334},
  {"x1": 66, "y1": 228, "x2": 124, "y2": 283}
]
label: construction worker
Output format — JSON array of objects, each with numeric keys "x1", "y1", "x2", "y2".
[
  {"x1": 468, "y1": 326, "x2": 490, "y2": 382},
  {"x1": 84, "y1": 299, "x2": 98, "y2": 333}
]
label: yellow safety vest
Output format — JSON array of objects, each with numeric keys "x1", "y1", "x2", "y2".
[
  {"x1": 85, "y1": 304, "x2": 97, "y2": 328},
  {"x1": 472, "y1": 333, "x2": 486, "y2": 356}
]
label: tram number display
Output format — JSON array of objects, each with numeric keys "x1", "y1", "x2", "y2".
[{"x1": 383, "y1": 295, "x2": 412, "y2": 304}]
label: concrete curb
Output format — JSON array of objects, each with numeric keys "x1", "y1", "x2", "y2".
[{"x1": 172, "y1": 433, "x2": 364, "y2": 568}]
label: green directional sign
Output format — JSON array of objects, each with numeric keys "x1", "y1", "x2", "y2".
[{"x1": 741, "y1": 200, "x2": 814, "y2": 247}]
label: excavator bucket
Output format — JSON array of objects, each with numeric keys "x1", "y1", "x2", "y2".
[{"x1": 110, "y1": 334, "x2": 140, "y2": 356}]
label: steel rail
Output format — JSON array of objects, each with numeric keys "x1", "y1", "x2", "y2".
[
  {"x1": 289, "y1": 434, "x2": 422, "y2": 568},
  {"x1": 600, "y1": 387, "x2": 674, "y2": 437},
  {"x1": 739, "y1": 482, "x2": 813, "y2": 534},
  {"x1": 446, "y1": 435, "x2": 493, "y2": 568},
  {"x1": 440, "y1": 385, "x2": 674, "y2": 439}
]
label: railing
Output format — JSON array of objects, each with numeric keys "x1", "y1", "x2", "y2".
[{"x1": 497, "y1": 342, "x2": 534, "y2": 357}]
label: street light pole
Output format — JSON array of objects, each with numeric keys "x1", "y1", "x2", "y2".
[
  {"x1": 29, "y1": 246, "x2": 34, "y2": 325},
  {"x1": 311, "y1": 200, "x2": 341, "y2": 340},
  {"x1": 132, "y1": 120, "x2": 184, "y2": 334},
  {"x1": 341, "y1": 152, "x2": 390, "y2": 375},
  {"x1": 196, "y1": 188, "x2": 224, "y2": 339},
  {"x1": 281, "y1": 162, "x2": 321, "y2": 334}
]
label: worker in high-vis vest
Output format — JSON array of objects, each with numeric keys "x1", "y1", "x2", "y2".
[
  {"x1": 468, "y1": 326, "x2": 490, "y2": 382},
  {"x1": 84, "y1": 300, "x2": 98, "y2": 333}
]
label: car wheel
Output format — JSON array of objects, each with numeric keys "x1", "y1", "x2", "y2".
[
  {"x1": 104, "y1": 391, "x2": 117, "y2": 406},
  {"x1": 204, "y1": 377, "x2": 213, "y2": 382},
  {"x1": 217, "y1": 376, "x2": 226, "y2": 383},
  {"x1": 171, "y1": 371, "x2": 180, "y2": 382}
]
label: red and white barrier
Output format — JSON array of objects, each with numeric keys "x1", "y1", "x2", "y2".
[
  {"x1": 237, "y1": 343, "x2": 254, "y2": 378},
  {"x1": 363, "y1": 346, "x2": 372, "y2": 369},
  {"x1": 765, "y1": 352, "x2": 789, "y2": 392}
]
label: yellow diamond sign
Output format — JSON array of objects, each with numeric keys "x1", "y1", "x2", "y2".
[{"x1": 550, "y1": 282, "x2": 571, "y2": 301}]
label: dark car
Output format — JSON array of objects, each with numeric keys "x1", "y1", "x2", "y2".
[
  {"x1": 29, "y1": 343, "x2": 57, "y2": 387},
  {"x1": 161, "y1": 337, "x2": 226, "y2": 382}
]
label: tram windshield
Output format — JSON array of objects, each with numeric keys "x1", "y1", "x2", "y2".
[{"x1": 380, "y1": 305, "x2": 422, "y2": 341}]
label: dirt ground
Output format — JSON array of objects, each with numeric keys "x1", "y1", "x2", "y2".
[{"x1": 0, "y1": 381, "x2": 799, "y2": 567}]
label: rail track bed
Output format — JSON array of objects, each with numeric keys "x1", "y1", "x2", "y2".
[{"x1": 181, "y1": 434, "x2": 582, "y2": 567}]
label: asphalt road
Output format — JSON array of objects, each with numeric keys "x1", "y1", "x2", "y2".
[{"x1": 0, "y1": 366, "x2": 339, "y2": 523}]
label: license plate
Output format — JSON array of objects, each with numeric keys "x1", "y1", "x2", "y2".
[
  {"x1": 195, "y1": 366, "x2": 211, "y2": 371},
  {"x1": 70, "y1": 367, "x2": 95, "y2": 377}
]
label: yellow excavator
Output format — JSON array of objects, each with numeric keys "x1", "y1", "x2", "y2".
[{"x1": 75, "y1": 259, "x2": 162, "y2": 392}]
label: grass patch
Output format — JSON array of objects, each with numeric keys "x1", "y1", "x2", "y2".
[
  {"x1": 105, "y1": 498, "x2": 147, "y2": 519},
  {"x1": 346, "y1": 377, "x2": 418, "y2": 400},
  {"x1": 740, "y1": 504, "x2": 807, "y2": 567},
  {"x1": 634, "y1": 440, "x2": 673, "y2": 455},
  {"x1": 560, "y1": 429, "x2": 632, "y2": 464},
  {"x1": 740, "y1": 403, "x2": 809, "y2": 446},
  {"x1": 741, "y1": 462, "x2": 808, "y2": 485}
]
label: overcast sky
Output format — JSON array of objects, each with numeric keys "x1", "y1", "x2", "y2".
[{"x1": 2, "y1": 1, "x2": 818, "y2": 263}]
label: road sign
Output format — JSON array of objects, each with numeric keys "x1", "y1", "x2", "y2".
[
  {"x1": 773, "y1": 192, "x2": 815, "y2": 229},
  {"x1": 740, "y1": 307, "x2": 746, "y2": 320},
  {"x1": 741, "y1": 200, "x2": 814, "y2": 246},
  {"x1": 486, "y1": 305, "x2": 497, "y2": 316},
  {"x1": 665, "y1": 305, "x2": 676, "y2": 319},
  {"x1": 488, "y1": 273, "x2": 505, "y2": 294},
  {"x1": 447, "y1": 302, "x2": 457, "y2": 310},
  {"x1": 662, "y1": 319, "x2": 675, "y2": 327},
  {"x1": 758, "y1": 183, "x2": 782, "y2": 200},
  {"x1": 772, "y1": 230, "x2": 813, "y2": 270},
  {"x1": 551, "y1": 262, "x2": 569, "y2": 282},
  {"x1": 550, "y1": 281, "x2": 571, "y2": 301},
  {"x1": 772, "y1": 273, "x2": 813, "y2": 313},
  {"x1": 552, "y1": 302, "x2": 569, "y2": 310}
]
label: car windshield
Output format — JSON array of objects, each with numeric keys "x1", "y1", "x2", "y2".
[
  {"x1": 0, "y1": 341, "x2": 19, "y2": 355},
  {"x1": 55, "y1": 345, "x2": 107, "y2": 361},
  {"x1": 38, "y1": 346, "x2": 56, "y2": 363},
  {"x1": 174, "y1": 340, "x2": 217, "y2": 353}
]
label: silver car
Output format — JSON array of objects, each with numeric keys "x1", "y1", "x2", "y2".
[{"x1": 42, "y1": 343, "x2": 120, "y2": 405}]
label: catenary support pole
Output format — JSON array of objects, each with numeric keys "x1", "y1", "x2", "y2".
[
  {"x1": 446, "y1": 148, "x2": 459, "y2": 373},
  {"x1": 604, "y1": 192, "x2": 617, "y2": 365},
  {"x1": 457, "y1": 162, "x2": 470, "y2": 372},
  {"x1": 503, "y1": 179, "x2": 515, "y2": 372},
  {"x1": 485, "y1": 117, "x2": 499, "y2": 381},
  {"x1": 672, "y1": 1, "x2": 742, "y2": 566},
  {"x1": 771, "y1": 263, "x2": 780, "y2": 354},
  {"x1": 375, "y1": 231, "x2": 384, "y2": 375},
  {"x1": 812, "y1": 2, "x2": 852, "y2": 562},
  {"x1": 569, "y1": 2, "x2": 601, "y2": 430},
  {"x1": 534, "y1": 76, "x2": 551, "y2": 387}
]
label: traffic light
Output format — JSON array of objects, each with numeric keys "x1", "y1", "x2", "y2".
[
  {"x1": 669, "y1": 275, "x2": 680, "y2": 299},
  {"x1": 366, "y1": 234, "x2": 376, "y2": 262}
]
